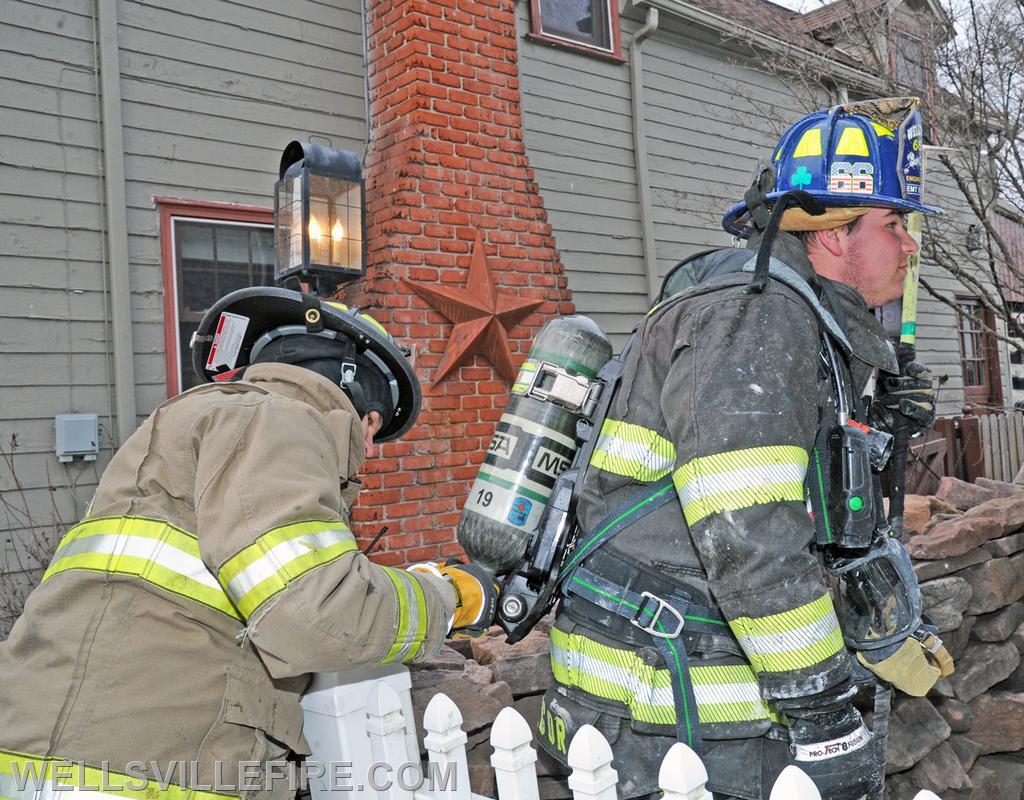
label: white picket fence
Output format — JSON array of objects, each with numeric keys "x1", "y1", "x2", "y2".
[
  {"x1": 300, "y1": 669, "x2": 946, "y2": 800},
  {"x1": 979, "y1": 410, "x2": 1024, "y2": 481}
]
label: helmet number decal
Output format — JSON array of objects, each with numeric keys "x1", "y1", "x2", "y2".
[
  {"x1": 828, "y1": 161, "x2": 874, "y2": 195},
  {"x1": 206, "y1": 311, "x2": 250, "y2": 372}
]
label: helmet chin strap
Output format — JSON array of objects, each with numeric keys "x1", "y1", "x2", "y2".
[{"x1": 746, "y1": 189, "x2": 826, "y2": 295}]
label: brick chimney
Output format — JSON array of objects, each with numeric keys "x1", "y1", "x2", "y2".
[{"x1": 343, "y1": 0, "x2": 573, "y2": 564}]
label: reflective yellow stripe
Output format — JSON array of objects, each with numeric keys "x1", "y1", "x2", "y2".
[
  {"x1": 673, "y1": 445, "x2": 808, "y2": 526},
  {"x1": 379, "y1": 568, "x2": 429, "y2": 664},
  {"x1": 589, "y1": 419, "x2": 676, "y2": 482},
  {"x1": 549, "y1": 628, "x2": 781, "y2": 726},
  {"x1": 730, "y1": 594, "x2": 845, "y2": 674},
  {"x1": 0, "y1": 748, "x2": 234, "y2": 800},
  {"x1": 218, "y1": 520, "x2": 358, "y2": 620},
  {"x1": 42, "y1": 517, "x2": 241, "y2": 621}
]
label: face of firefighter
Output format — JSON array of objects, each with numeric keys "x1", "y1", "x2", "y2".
[
  {"x1": 809, "y1": 208, "x2": 919, "y2": 308},
  {"x1": 361, "y1": 411, "x2": 383, "y2": 456}
]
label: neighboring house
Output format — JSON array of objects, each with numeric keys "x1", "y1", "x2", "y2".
[
  {"x1": 516, "y1": 0, "x2": 1010, "y2": 415},
  {"x1": 0, "y1": 0, "x2": 367, "y2": 631},
  {"x1": 0, "y1": 0, "x2": 1010, "y2": 633}
]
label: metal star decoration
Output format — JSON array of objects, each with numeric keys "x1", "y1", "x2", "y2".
[{"x1": 403, "y1": 232, "x2": 544, "y2": 389}]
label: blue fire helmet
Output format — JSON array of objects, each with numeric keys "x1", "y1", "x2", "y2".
[{"x1": 723, "y1": 97, "x2": 943, "y2": 237}]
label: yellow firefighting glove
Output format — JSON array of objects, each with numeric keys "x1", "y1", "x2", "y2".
[
  {"x1": 856, "y1": 632, "x2": 954, "y2": 697},
  {"x1": 408, "y1": 559, "x2": 499, "y2": 638}
]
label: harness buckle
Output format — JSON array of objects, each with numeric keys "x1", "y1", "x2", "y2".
[{"x1": 631, "y1": 591, "x2": 685, "y2": 639}]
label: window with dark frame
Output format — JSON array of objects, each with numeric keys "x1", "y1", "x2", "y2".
[
  {"x1": 958, "y1": 298, "x2": 987, "y2": 388},
  {"x1": 173, "y1": 219, "x2": 276, "y2": 393},
  {"x1": 530, "y1": 0, "x2": 621, "y2": 58},
  {"x1": 957, "y1": 297, "x2": 1004, "y2": 412},
  {"x1": 158, "y1": 199, "x2": 276, "y2": 397}
]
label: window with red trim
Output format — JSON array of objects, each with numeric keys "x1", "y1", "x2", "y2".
[
  {"x1": 529, "y1": 0, "x2": 623, "y2": 60},
  {"x1": 957, "y1": 296, "x2": 1003, "y2": 412},
  {"x1": 158, "y1": 199, "x2": 275, "y2": 396}
]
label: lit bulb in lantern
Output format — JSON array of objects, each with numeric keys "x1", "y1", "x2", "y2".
[
  {"x1": 308, "y1": 216, "x2": 322, "y2": 241},
  {"x1": 332, "y1": 220, "x2": 345, "y2": 241}
]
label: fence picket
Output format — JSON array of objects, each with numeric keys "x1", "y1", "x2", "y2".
[
  {"x1": 769, "y1": 766, "x2": 821, "y2": 800},
  {"x1": 421, "y1": 693, "x2": 472, "y2": 800},
  {"x1": 912, "y1": 792, "x2": 943, "y2": 800},
  {"x1": 982, "y1": 415, "x2": 994, "y2": 478},
  {"x1": 490, "y1": 707, "x2": 539, "y2": 800},
  {"x1": 566, "y1": 725, "x2": 618, "y2": 800},
  {"x1": 1009, "y1": 413, "x2": 1022, "y2": 477},
  {"x1": 657, "y1": 743, "x2": 712, "y2": 800},
  {"x1": 366, "y1": 682, "x2": 416, "y2": 800},
  {"x1": 999, "y1": 414, "x2": 1011, "y2": 481}
]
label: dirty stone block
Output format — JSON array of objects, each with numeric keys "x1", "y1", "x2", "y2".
[
  {"x1": 966, "y1": 763, "x2": 1011, "y2": 800},
  {"x1": 884, "y1": 773, "x2": 919, "y2": 800},
  {"x1": 977, "y1": 477, "x2": 1024, "y2": 498},
  {"x1": 1011, "y1": 621, "x2": 1024, "y2": 655},
  {"x1": 993, "y1": 658, "x2": 1024, "y2": 693},
  {"x1": 411, "y1": 677, "x2": 514, "y2": 745},
  {"x1": 944, "y1": 616, "x2": 976, "y2": 661},
  {"x1": 466, "y1": 729, "x2": 496, "y2": 797},
  {"x1": 910, "y1": 740, "x2": 973, "y2": 793},
  {"x1": 470, "y1": 619, "x2": 552, "y2": 665},
  {"x1": 464, "y1": 661, "x2": 495, "y2": 687},
  {"x1": 973, "y1": 602, "x2": 1024, "y2": 642},
  {"x1": 950, "y1": 641, "x2": 1021, "y2": 703},
  {"x1": 914, "y1": 549, "x2": 992, "y2": 582},
  {"x1": 910, "y1": 515, "x2": 1005, "y2": 559},
  {"x1": 936, "y1": 476, "x2": 998, "y2": 509},
  {"x1": 904, "y1": 494, "x2": 937, "y2": 536},
  {"x1": 974, "y1": 495, "x2": 1024, "y2": 534},
  {"x1": 933, "y1": 696, "x2": 972, "y2": 733},
  {"x1": 962, "y1": 554, "x2": 1024, "y2": 615},
  {"x1": 949, "y1": 734, "x2": 985, "y2": 772},
  {"x1": 886, "y1": 696, "x2": 951, "y2": 774},
  {"x1": 921, "y1": 576, "x2": 974, "y2": 632},
  {"x1": 966, "y1": 692, "x2": 1024, "y2": 754},
  {"x1": 973, "y1": 755, "x2": 1024, "y2": 800},
  {"x1": 923, "y1": 512, "x2": 962, "y2": 535},
  {"x1": 983, "y1": 531, "x2": 1024, "y2": 558},
  {"x1": 489, "y1": 651, "x2": 553, "y2": 697}
]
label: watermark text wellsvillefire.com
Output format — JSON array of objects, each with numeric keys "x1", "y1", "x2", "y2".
[{"x1": 9, "y1": 759, "x2": 457, "y2": 793}]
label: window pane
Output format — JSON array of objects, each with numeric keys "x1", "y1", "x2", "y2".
[
  {"x1": 538, "y1": 0, "x2": 611, "y2": 50},
  {"x1": 175, "y1": 219, "x2": 275, "y2": 393}
]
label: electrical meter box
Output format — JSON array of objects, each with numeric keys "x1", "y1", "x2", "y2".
[{"x1": 55, "y1": 414, "x2": 99, "y2": 463}]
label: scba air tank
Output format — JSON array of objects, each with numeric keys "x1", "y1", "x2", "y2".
[{"x1": 458, "y1": 315, "x2": 612, "y2": 575}]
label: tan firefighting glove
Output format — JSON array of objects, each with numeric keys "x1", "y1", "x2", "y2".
[
  {"x1": 408, "y1": 559, "x2": 499, "y2": 638},
  {"x1": 856, "y1": 631, "x2": 954, "y2": 696}
]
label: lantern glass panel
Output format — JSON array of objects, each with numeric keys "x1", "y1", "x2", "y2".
[{"x1": 274, "y1": 175, "x2": 304, "y2": 277}]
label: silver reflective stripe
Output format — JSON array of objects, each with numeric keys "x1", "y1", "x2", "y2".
[
  {"x1": 0, "y1": 770, "x2": 33, "y2": 800},
  {"x1": 675, "y1": 463, "x2": 807, "y2": 507},
  {"x1": 551, "y1": 641, "x2": 674, "y2": 709},
  {"x1": 54, "y1": 533, "x2": 221, "y2": 590},
  {"x1": 500, "y1": 413, "x2": 575, "y2": 449},
  {"x1": 224, "y1": 528, "x2": 355, "y2": 605},
  {"x1": 390, "y1": 569, "x2": 421, "y2": 663},
  {"x1": 692, "y1": 680, "x2": 764, "y2": 708},
  {"x1": 735, "y1": 614, "x2": 841, "y2": 657},
  {"x1": 593, "y1": 433, "x2": 674, "y2": 473}
]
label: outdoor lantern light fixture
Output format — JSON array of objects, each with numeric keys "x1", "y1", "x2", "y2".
[{"x1": 274, "y1": 140, "x2": 365, "y2": 295}]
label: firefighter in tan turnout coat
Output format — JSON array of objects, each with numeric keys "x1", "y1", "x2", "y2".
[{"x1": 0, "y1": 288, "x2": 497, "y2": 800}]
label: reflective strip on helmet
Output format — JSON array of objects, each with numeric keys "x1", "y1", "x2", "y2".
[
  {"x1": 42, "y1": 517, "x2": 241, "y2": 621},
  {"x1": 0, "y1": 748, "x2": 234, "y2": 800},
  {"x1": 729, "y1": 593, "x2": 845, "y2": 674},
  {"x1": 673, "y1": 445, "x2": 808, "y2": 526},
  {"x1": 218, "y1": 521, "x2": 358, "y2": 620},
  {"x1": 589, "y1": 419, "x2": 676, "y2": 482},
  {"x1": 549, "y1": 628, "x2": 780, "y2": 726},
  {"x1": 379, "y1": 567, "x2": 428, "y2": 664},
  {"x1": 325, "y1": 301, "x2": 390, "y2": 337}
]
